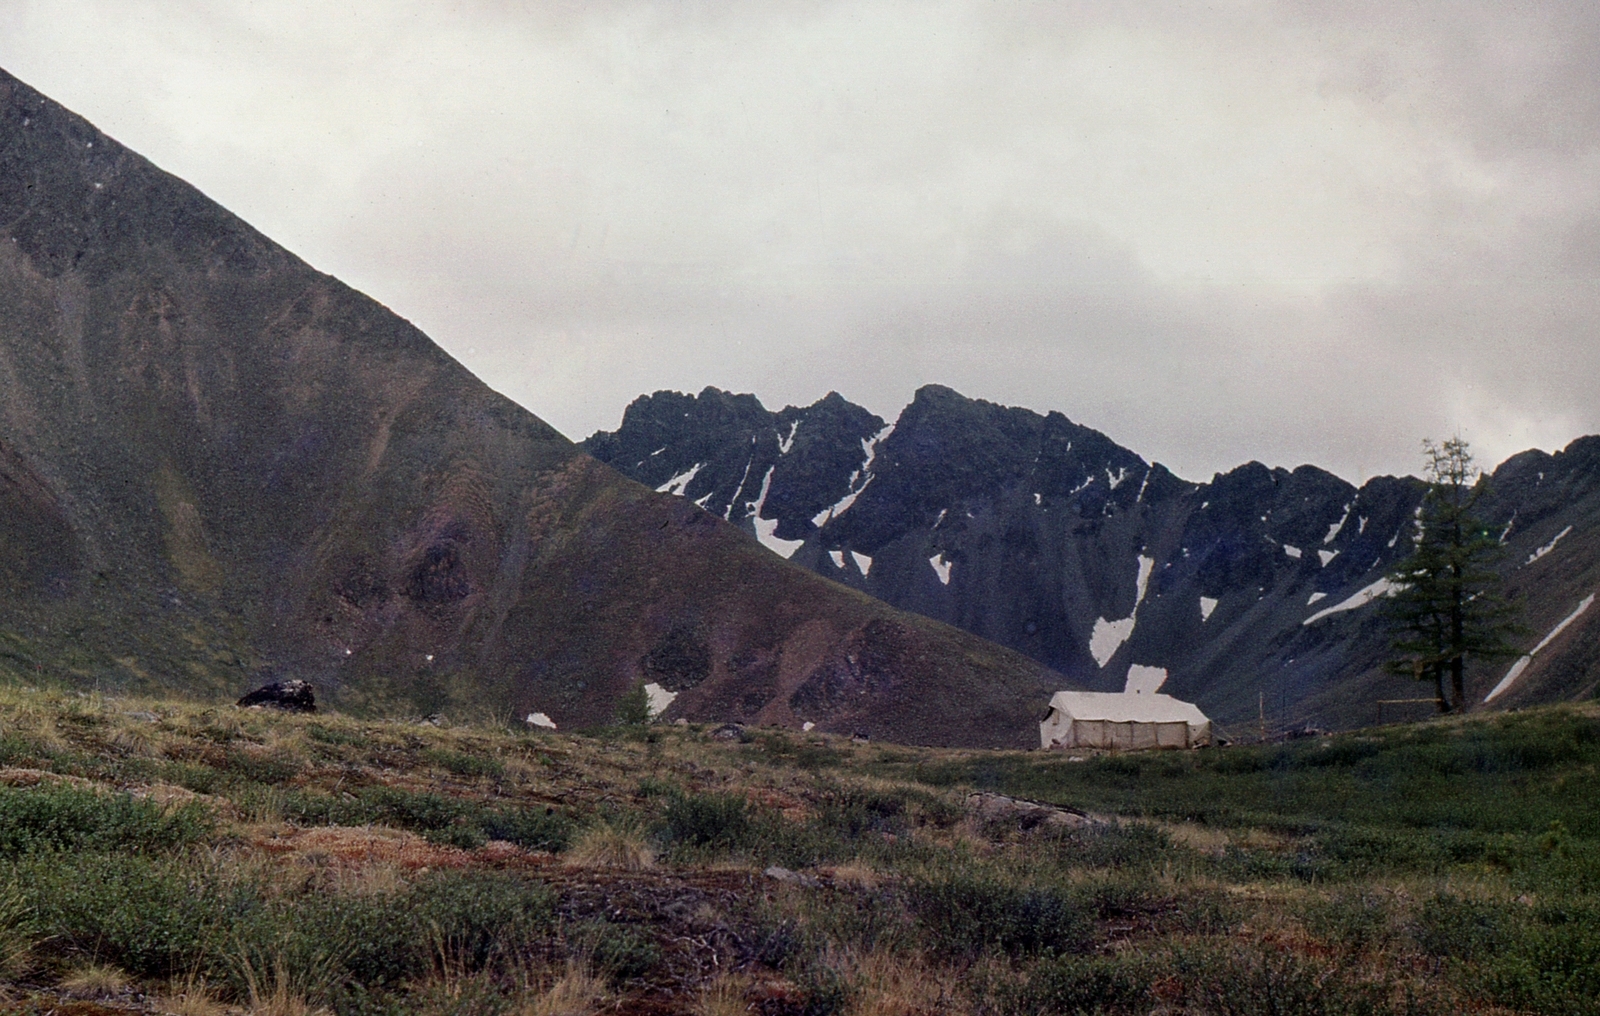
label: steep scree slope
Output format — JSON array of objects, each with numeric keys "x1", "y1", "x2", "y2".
[
  {"x1": 587, "y1": 387, "x2": 1600, "y2": 729},
  {"x1": 0, "y1": 69, "x2": 1060, "y2": 747}
]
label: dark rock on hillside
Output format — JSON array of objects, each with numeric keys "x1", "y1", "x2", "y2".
[
  {"x1": 589, "y1": 385, "x2": 1600, "y2": 731},
  {"x1": 238, "y1": 680, "x2": 316, "y2": 713},
  {"x1": 0, "y1": 67, "x2": 1061, "y2": 748}
]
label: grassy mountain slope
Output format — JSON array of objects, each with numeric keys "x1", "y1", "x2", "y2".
[{"x1": 0, "y1": 67, "x2": 1060, "y2": 747}]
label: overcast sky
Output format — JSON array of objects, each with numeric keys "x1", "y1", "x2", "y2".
[{"x1": 2, "y1": 1, "x2": 1596, "y2": 482}]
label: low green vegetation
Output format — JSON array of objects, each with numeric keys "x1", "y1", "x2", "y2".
[{"x1": 0, "y1": 680, "x2": 1591, "y2": 1014}]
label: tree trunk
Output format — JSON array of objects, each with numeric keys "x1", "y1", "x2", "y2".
[
  {"x1": 1449, "y1": 555, "x2": 1465, "y2": 712},
  {"x1": 1433, "y1": 665, "x2": 1448, "y2": 712}
]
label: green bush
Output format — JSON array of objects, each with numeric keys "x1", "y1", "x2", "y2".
[
  {"x1": 574, "y1": 920, "x2": 661, "y2": 980},
  {"x1": 479, "y1": 805, "x2": 571, "y2": 852},
  {"x1": 1412, "y1": 895, "x2": 1511, "y2": 962},
  {"x1": 1167, "y1": 945, "x2": 1423, "y2": 1016},
  {"x1": 993, "y1": 954, "x2": 1150, "y2": 1015},
  {"x1": 660, "y1": 791, "x2": 753, "y2": 851},
  {"x1": 10, "y1": 853, "x2": 244, "y2": 979},
  {"x1": 909, "y1": 874, "x2": 1092, "y2": 958},
  {"x1": 0, "y1": 784, "x2": 212, "y2": 855},
  {"x1": 425, "y1": 748, "x2": 505, "y2": 779},
  {"x1": 411, "y1": 870, "x2": 555, "y2": 970}
]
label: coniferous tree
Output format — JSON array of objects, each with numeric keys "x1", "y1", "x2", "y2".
[{"x1": 1382, "y1": 438, "x2": 1523, "y2": 711}]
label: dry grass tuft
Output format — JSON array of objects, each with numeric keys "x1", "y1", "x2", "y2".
[
  {"x1": 239, "y1": 956, "x2": 334, "y2": 1016},
  {"x1": 157, "y1": 974, "x2": 230, "y2": 1016},
  {"x1": 824, "y1": 860, "x2": 883, "y2": 890},
  {"x1": 61, "y1": 962, "x2": 130, "y2": 997},
  {"x1": 695, "y1": 972, "x2": 752, "y2": 1016},
  {"x1": 518, "y1": 961, "x2": 608, "y2": 1016},
  {"x1": 836, "y1": 947, "x2": 962, "y2": 1016},
  {"x1": 565, "y1": 816, "x2": 654, "y2": 870}
]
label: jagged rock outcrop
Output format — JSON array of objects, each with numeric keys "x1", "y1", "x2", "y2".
[{"x1": 587, "y1": 386, "x2": 1600, "y2": 730}]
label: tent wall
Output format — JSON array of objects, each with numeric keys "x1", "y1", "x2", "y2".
[{"x1": 1040, "y1": 709, "x2": 1210, "y2": 750}]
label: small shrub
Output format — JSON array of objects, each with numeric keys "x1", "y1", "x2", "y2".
[
  {"x1": 575, "y1": 921, "x2": 660, "y2": 981},
  {"x1": 305, "y1": 724, "x2": 365, "y2": 747},
  {"x1": 1412, "y1": 895, "x2": 1511, "y2": 962},
  {"x1": 660, "y1": 792, "x2": 753, "y2": 852},
  {"x1": 909, "y1": 874, "x2": 1092, "y2": 958},
  {"x1": 411, "y1": 869, "x2": 555, "y2": 971},
  {"x1": 480, "y1": 806, "x2": 572, "y2": 852},
  {"x1": 614, "y1": 681, "x2": 651, "y2": 727},
  {"x1": 0, "y1": 785, "x2": 212, "y2": 855},
  {"x1": 994, "y1": 954, "x2": 1150, "y2": 1016},
  {"x1": 1303, "y1": 891, "x2": 1395, "y2": 953},
  {"x1": 425, "y1": 748, "x2": 505, "y2": 779}
]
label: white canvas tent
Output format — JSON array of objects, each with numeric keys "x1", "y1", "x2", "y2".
[{"x1": 1040, "y1": 666, "x2": 1211, "y2": 750}]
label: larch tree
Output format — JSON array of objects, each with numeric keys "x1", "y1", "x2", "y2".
[{"x1": 1382, "y1": 438, "x2": 1523, "y2": 712}]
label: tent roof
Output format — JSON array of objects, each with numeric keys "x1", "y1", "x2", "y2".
[{"x1": 1047, "y1": 690, "x2": 1209, "y2": 725}]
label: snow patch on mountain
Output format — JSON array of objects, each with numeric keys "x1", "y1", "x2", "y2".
[
  {"x1": 656, "y1": 463, "x2": 704, "y2": 496},
  {"x1": 1318, "y1": 549, "x2": 1338, "y2": 566},
  {"x1": 778, "y1": 421, "x2": 799, "y2": 455},
  {"x1": 850, "y1": 551, "x2": 872, "y2": 576},
  {"x1": 1325, "y1": 504, "x2": 1351, "y2": 543},
  {"x1": 1090, "y1": 617, "x2": 1135, "y2": 667},
  {"x1": 747, "y1": 467, "x2": 803, "y2": 558},
  {"x1": 1526, "y1": 525, "x2": 1573, "y2": 566},
  {"x1": 1486, "y1": 594, "x2": 1595, "y2": 702},
  {"x1": 929, "y1": 554, "x2": 952, "y2": 585},
  {"x1": 1136, "y1": 555, "x2": 1155, "y2": 605},
  {"x1": 1283, "y1": 544, "x2": 1302, "y2": 559},
  {"x1": 643, "y1": 682, "x2": 678, "y2": 717},
  {"x1": 1199, "y1": 596, "x2": 1218, "y2": 621},
  {"x1": 1303, "y1": 577, "x2": 1402, "y2": 625},
  {"x1": 828, "y1": 550, "x2": 845, "y2": 569}
]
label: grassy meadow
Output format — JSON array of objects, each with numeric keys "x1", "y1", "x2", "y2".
[{"x1": 0, "y1": 681, "x2": 1593, "y2": 1015}]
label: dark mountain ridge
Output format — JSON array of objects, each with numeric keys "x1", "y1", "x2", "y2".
[
  {"x1": 0, "y1": 68, "x2": 1063, "y2": 748},
  {"x1": 586, "y1": 386, "x2": 1600, "y2": 729}
]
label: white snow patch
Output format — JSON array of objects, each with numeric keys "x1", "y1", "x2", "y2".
[
  {"x1": 748, "y1": 467, "x2": 804, "y2": 559},
  {"x1": 1325, "y1": 504, "x2": 1351, "y2": 544},
  {"x1": 656, "y1": 463, "x2": 704, "y2": 496},
  {"x1": 1303, "y1": 577, "x2": 1403, "y2": 625},
  {"x1": 650, "y1": 447, "x2": 666, "y2": 457},
  {"x1": 1486, "y1": 594, "x2": 1595, "y2": 702},
  {"x1": 1107, "y1": 467, "x2": 1128, "y2": 490},
  {"x1": 811, "y1": 424, "x2": 890, "y2": 527},
  {"x1": 1525, "y1": 525, "x2": 1573, "y2": 566},
  {"x1": 1199, "y1": 596, "x2": 1219, "y2": 621},
  {"x1": 778, "y1": 421, "x2": 800, "y2": 455},
  {"x1": 850, "y1": 551, "x2": 872, "y2": 576},
  {"x1": 1135, "y1": 555, "x2": 1155, "y2": 605},
  {"x1": 725, "y1": 456, "x2": 755, "y2": 520},
  {"x1": 526, "y1": 712, "x2": 557, "y2": 730},
  {"x1": 1283, "y1": 544, "x2": 1302, "y2": 559},
  {"x1": 1387, "y1": 531, "x2": 1400, "y2": 548},
  {"x1": 933, "y1": 508, "x2": 948, "y2": 528},
  {"x1": 693, "y1": 492, "x2": 714, "y2": 508},
  {"x1": 1090, "y1": 616, "x2": 1136, "y2": 667},
  {"x1": 1124, "y1": 665, "x2": 1168, "y2": 694},
  {"x1": 828, "y1": 550, "x2": 845, "y2": 569},
  {"x1": 1034, "y1": 493, "x2": 1041, "y2": 506},
  {"x1": 802, "y1": 721, "x2": 815, "y2": 732},
  {"x1": 643, "y1": 682, "x2": 678, "y2": 718},
  {"x1": 1307, "y1": 592, "x2": 1327, "y2": 605},
  {"x1": 1136, "y1": 469, "x2": 1151, "y2": 502},
  {"x1": 1318, "y1": 549, "x2": 1338, "y2": 566},
  {"x1": 929, "y1": 554, "x2": 952, "y2": 585}
]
